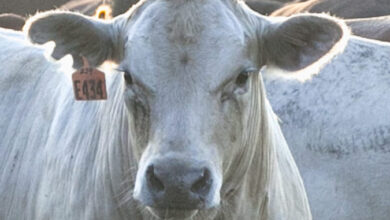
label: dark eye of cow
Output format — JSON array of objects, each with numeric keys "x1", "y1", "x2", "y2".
[
  {"x1": 234, "y1": 69, "x2": 256, "y2": 93},
  {"x1": 221, "y1": 69, "x2": 255, "y2": 102},
  {"x1": 124, "y1": 71, "x2": 133, "y2": 85},
  {"x1": 235, "y1": 71, "x2": 250, "y2": 88}
]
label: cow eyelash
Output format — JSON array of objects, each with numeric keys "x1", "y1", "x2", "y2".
[
  {"x1": 118, "y1": 69, "x2": 155, "y2": 96},
  {"x1": 124, "y1": 71, "x2": 134, "y2": 85},
  {"x1": 116, "y1": 67, "x2": 134, "y2": 85}
]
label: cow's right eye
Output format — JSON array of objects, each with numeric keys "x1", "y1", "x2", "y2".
[{"x1": 124, "y1": 71, "x2": 134, "y2": 85}]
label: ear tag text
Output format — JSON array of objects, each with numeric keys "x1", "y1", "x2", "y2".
[{"x1": 72, "y1": 57, "x2": 107, "y2": 101}]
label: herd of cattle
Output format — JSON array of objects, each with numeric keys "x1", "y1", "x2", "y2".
[
  {"x1": 2, "y1": 0, "x2": 390, "y2": 42},
  {"x1": 0, "y1": 0, "x2": 389, "y2": 220},
  {"x1": 2, "y1": 0, "x2": 390, "y2": 43}
]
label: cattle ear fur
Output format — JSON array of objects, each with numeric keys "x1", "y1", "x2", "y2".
[
  {"x1": 262, "y1": 14, "x2": 349, "y2": 78},
  {"x1": 25, "y1": 11, "x2": 124, "y2": 68}
]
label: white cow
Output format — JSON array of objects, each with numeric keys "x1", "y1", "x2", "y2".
[
  {"x1": 0, "y1": 27, "x2": 25, "y2": 39},
  {"x1": 0, "y1": 0, "x2": 348, "y2": 219},
  {"x1": 265, "y1": 37, "x2": 390, "y2": 220}
]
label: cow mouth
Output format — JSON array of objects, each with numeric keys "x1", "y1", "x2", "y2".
[{"x1": 147, "y1": 207, "x2": 198, "y2": 219}]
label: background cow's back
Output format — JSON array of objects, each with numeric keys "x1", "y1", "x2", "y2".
[
  {"x1": 265, "y1": 36, "x2": 390, "y2": 220},
  {"x1": 271, "y1": 0, "x2": 390, "y2": 18}
]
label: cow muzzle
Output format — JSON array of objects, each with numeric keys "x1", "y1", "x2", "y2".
[{"x1": 134, "y1": 157, "x2": 220, "y2": 218}]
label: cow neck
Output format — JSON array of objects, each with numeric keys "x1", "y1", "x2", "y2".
[
  {"x1": 88, "y1": 73, "x2": 138, "y2": 216},
  {"x1": 220, "y1": 74, "x2": 311, "y2": 219}
]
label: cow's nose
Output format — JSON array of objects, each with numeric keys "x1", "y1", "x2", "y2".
[{"x1": 144, "y1": 162, "x2": 213, "y2": 209}]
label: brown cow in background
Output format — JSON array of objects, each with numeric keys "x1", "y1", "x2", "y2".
[
  {"x1": 246, "y1": 0, "x2": 284, "y2": 15},
  {"x1": 60, "y1": 0, "x2": 113, "y2": 19},
  {"x1": 2, "y1": 0, "x2": 390, "y2": 44},
  {"x1": 267, "y1": 0, "x2": 390, "y2": 43},
  {"x1": 0, "y1": 0, "x2": 138, "y2": 17},
  {"x1": 111, "y1": 0, "x2": 138, "y2": 16},
  {"x1": 346, "y1": 16, "x2": 390, "y2": 43},
  {"x1": 0, "y1": 0, "x2": 69, "y2": 16},
  {"x1": 271, "y1": 0, "x2": 390, "y2": 18},
  {"x1": 60, "y1": 0, "x2": 138, "y2": 17},
  {"x1": 60, "y1": 0, "x2": 106, "y2": 16},
  {"x1": 270, "y1": 0, "x2": 316, "y2": 16},
  {"x1": 0, "y1": 14, "x2": 25, "y2": 30},
  {"x1": 265, "y1": 0, "x2": 303, "y2": 3}
]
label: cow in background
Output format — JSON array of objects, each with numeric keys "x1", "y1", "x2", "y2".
[
  {"x1": 264, "y1": 0, "x2": 302, "y2": 3},
  {"x1": 60, "y1": 0, "x2": 113, "y2": 19},
  {"x1": 271, "y1": 0, "x2": 390, "y2": 18},
  {"x1": 111, "y1": 0, "x2": 138, "y2": 16},
  {"x1": 60, "y1": 0, "x2": 109, "y2": 17},
  {"x1": 60, "y1": 0, "x2": 138, "y2": 17},
  {"x1": 0, "y1": 0, "x2": 69, "y2": 16},
  {"x1": 267, "y1": 0, "x2": 390, "y2": 43},
  {"x1": 245, "y1": 0, "x2": 284, "y2": 15},
  {"x1": 0, "y1": 0, "x2": 138, "y2": 17},
  {"x1": 0, "y1": 14, "x2": 25, "y2": 30},
  {"x1": 346, "y1": 16, "x2": 390, "y2": 42},
  {"x1": 264, "y1": 35, "x2": 390, "y2": 220}
]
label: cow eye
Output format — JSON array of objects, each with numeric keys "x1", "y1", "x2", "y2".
[
  {"x1": 124, "y1": 71, "x2": 133, "y2": 85},
  {"x1": 235, "y1": 69, "x2": 256, "y2": 90},
  {"x1": 235, "y1": 71, "x2": 250, "y2": 87},
  {"x1": 232, "y1": 69, "x2": 257, "y2": 96}
]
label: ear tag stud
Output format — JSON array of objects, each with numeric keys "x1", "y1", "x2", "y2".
[{"x1": 72, "y1": 57, "x2": 107, "y2": 101}]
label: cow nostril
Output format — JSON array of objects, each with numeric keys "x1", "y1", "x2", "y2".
[
  {"x1": 191, "y1": 168, "x2": 212, "y2": 195},
  {"x1": 146, "y1": 165, "x2": 165, "y2": 192}
]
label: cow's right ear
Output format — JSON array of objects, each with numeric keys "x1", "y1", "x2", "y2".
[{"x1": 24, "y1": 11, "x2": 125, "y2": 68}]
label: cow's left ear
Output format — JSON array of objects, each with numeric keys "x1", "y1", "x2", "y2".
[
  {"x1": 261, "y1": 14, "x2": 349, "y2": 73},
  {"x1": 25, "y1": 11, "x2": 125, "y2": 68}
]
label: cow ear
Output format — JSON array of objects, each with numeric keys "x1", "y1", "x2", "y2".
[
  {"x1": 25, "y1": 11, "x2": 124, "y2": 68},
  {"x1": 262, "y1": 14, "x2": 349, "y2": 74}
]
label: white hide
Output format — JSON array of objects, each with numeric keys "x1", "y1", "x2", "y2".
[
  {"x1": 265, "y1": 36, "x2": 390, "y2": 220},
  {"x1": 0, "y1": 27, "x2": 25, "y2": 40},
  {"x1": 0, "y1": 34, "x2": 137, "y2": 220}
]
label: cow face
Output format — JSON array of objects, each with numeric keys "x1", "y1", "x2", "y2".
[
  {"x1": 122, "y1": 1, "x2": 258, "y2": 217},
  {"x1": 26, "y1": 0, "x2": 347, "y2": 219}
]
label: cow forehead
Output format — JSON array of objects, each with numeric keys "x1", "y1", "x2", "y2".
[{"x1": 122, "y1": 0, "x2": 251, "y2": 93}]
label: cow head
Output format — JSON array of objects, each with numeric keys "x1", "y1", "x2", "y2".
[{"x1": 25, "y1": 0, "x2": 347, "y2": 219}]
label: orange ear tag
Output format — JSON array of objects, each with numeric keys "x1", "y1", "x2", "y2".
[{"x1": 72, "y1": 57, "x2": 107, "y2": 101}]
